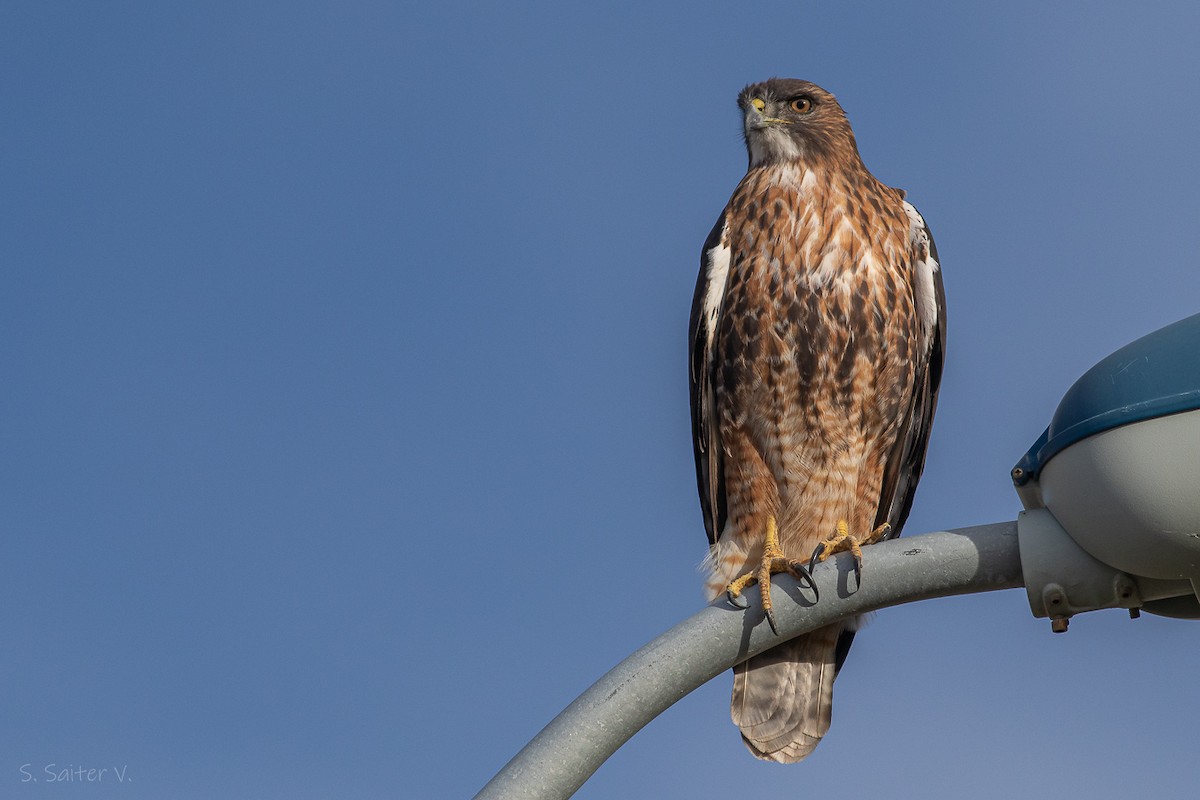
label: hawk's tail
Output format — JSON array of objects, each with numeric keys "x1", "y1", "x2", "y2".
[{"x1": 731, "y1": 622, "x2": 851, "y2": 763}]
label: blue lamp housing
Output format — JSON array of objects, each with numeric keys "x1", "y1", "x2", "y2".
[{"x1": 1013, "y1": 313, "x2": 1200, "y2": 623}]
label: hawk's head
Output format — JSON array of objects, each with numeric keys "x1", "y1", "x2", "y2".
[{"x1": 738, "y1": 78, "x2": 860, "y2": 169}]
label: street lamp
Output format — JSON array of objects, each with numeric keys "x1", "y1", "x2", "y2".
[{"x1": 1013, "y1": 312, "x2": 1200, "y2": 629}]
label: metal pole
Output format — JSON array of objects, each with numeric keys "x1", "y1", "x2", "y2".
[{"x1": 474, "y1": 522, "x2": 1022, "y2": 800}]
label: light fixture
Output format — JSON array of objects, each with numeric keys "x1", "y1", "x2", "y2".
[{"x1": 1013, "y1": 313, "x2": 1200, "y2": 629}]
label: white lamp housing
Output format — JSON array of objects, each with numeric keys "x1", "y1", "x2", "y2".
[{"x1": 1013, "y1": 313, "x2": 1200, "y2": 627}]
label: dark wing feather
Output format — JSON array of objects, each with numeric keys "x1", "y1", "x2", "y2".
[
  {"x1": 874, "y1": 207, "x2": 946, "y2": 536},
  {"x1": 689, "y1": 212, "x2": 731, "y2": 546}
]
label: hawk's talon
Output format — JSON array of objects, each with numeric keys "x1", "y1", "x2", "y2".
[
  {"x1": 720, "y1": 585, "x2": 748, "y2": 609},
  {"x1": 785, "y1": 560, "x2": 818, "y2": 601},
  {"x1": 808, "y1": 520, "x2": 891, "y2": 587},
  {"x1": 724, "y1": 517, "x2": 818, "y2": 633},
  {"x1": 807, "y1": 542, "x2": 828, "y2": 576},
  {"x1": 726, "y1": 591, "x2": 750, "y2": 609},
  {"x1": 791, "y1": 563, "x2": 819, "y2": 617}
]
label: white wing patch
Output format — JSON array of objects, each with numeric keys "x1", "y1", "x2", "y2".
[
  {"x1": 903, "y1": 200, "x2": 940, "y2": 347},
  {"x1": 701, "y1": 221, "x2": 731, "y2": 350}
]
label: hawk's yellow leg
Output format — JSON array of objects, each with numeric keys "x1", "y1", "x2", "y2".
[
  {"x1": 725, "y1": 516, "x2": 816, "y2": 633},
  {"x1": 808, "y1": 519, "x2": 892, "y2": 585}
]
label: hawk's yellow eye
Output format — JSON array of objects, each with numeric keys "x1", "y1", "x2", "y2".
[{"x1": 789, "y1": 97, "x2": 813, "y2": 114}]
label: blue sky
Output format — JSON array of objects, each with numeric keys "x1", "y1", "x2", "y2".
[{"x1": 5, "y1": 2, "x2": 1200, "y2": 798}]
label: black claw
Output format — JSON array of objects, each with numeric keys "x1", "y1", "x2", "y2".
[
  {"x1": 853, "y1": 557, "x2": 862, "y2": 588},
  {"x1": 791, "y1": 560, "x2": 819, "y2": 603},
  {"x1": 727, "y1": 590, "x2": 749, "y2": 609},
  {"x1": 764, "y1": 603, "x2": 780, "y2": 635},
  {"x1": 807, "y1": 544, "x2": 826, "y2": 576}
]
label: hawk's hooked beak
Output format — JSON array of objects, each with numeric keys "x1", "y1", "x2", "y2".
[{"x1": 744, "y1": 96, "x2": 790, "y2": 130}]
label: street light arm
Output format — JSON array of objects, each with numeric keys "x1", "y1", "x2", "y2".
[{"x1": 475, "y1": 522, "x2": 1023, "y2": 800}]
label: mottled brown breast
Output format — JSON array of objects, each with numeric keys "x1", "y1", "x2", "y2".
[{"x1": 714, "y1": 161, "x2": 920, "y2": 551}]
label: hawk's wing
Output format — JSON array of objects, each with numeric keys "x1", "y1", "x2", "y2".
[
  {"x1": 688, "y1": 212, "x2": 731, "y2": 547},
  {"x1": 874, "y1": 201, "x2": 946, "y2": 535}
]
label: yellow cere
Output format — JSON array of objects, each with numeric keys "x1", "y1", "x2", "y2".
[{"x1": 751, "y1": 97, "x2": 766, "y2": 111}]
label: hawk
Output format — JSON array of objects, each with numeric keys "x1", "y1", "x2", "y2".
[{"x1": 688, "y1": 78, "x2": 945, "y2": 763}]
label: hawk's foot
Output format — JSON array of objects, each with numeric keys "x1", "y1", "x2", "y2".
[
  {"x1": 808, "y1": 519, "x2": 891, "y2": 585},
  {"x1": 725, "y1": 517, "x2": 817, "y2": 634}
]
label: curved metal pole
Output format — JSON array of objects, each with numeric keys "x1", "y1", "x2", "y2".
[{"x1": 474, "y1": 522, "x2": 1022, "y2": 800}]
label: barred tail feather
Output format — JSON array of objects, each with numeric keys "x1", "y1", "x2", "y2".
[{"x1": 731, "y1": 623, "x2": 847, "y2": 763}]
